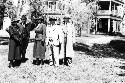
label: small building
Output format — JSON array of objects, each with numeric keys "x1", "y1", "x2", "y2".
[{"x1": 96, "y1": 0, "x2": 124, "y2": 34}]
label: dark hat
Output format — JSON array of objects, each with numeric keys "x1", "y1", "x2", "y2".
[
  {"x1": 11, "y1": 18, "x2": 20, "y2": 23},
  {"x1": 21, "y1": 15, "x2": 27, "y2": 20},
  {"x1": 4, "y1": 13, "x2": 8, "y2": 17},
  {"x1": 35, "y1": 16, "x2": 44, "y2": 20},
  {"x1": 49, "y1": 18, "x2": 57, "y2": 21}
]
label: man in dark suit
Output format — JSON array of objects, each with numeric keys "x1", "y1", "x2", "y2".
[{"x1": 17, "y1": 15, "x2": 35, "y2": 62}]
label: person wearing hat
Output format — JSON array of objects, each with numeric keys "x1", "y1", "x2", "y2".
[
  {"x1": 47, "y1": 18, "x2": 62, "y2": 67},
  {"x1": 63, "y1": 14, "x2": 75, "y2": 66},
  {"x1": 58, "y1": 18, "x2": 66, "y2": 63},
  {"x1": 6, "y1": 19, "x2": 22, "y2": 68},
  {"x1": 33, "y1": 16, "x2": 46, "y2": 65},
  {"x1": 17, "y1": 15, "x2": 32, "y2": 63}
]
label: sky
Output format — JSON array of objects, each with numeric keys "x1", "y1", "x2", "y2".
[{"x1": 12, "y1": 0, "x2": 18, "y2": 7}]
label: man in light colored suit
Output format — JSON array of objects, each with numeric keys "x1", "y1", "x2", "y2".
[
  {"x1": 48, "y1": 18, "x2": 61, "y2": 67},
  {"x1": 63, "y1": 14, "x2": 75, "y2": 66}
]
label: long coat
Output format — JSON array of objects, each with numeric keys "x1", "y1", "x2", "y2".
[
  {"x1": 66, "y1": 23, "x2": 75, "y2": 58},
  {"x1": 33, "y1": 23, "x2": 46, "y2": 59},
  {"x1": 7, "y1": 25, "x2": 22, "y2": 61}
]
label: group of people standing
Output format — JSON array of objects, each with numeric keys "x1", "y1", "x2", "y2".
[{"x1": 6, "y1": 14, "x2": 75, "y2": 68}]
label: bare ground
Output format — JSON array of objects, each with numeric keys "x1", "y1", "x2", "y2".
[{"x1": 0, "y1": 36, "x2": 125, "y2": 83}]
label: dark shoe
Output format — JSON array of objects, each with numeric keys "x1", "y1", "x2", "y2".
[
  {"x1": 13, "y1": 60, "x2": 21, "y2": 67},
  {"x1": 41, "y1": 59, "x2": 44, "y2": 65},
  {"x1": 59, "y1": 59, "x2": 64, "y2": 65},
  {"x1": 35, "y1": 58, "x2": 40, "y2": 65},
  {"x1": 21, "y1": 58, "x2": 28, "y2": 63},
  {"x1": 32, "y1": 60, "x2": 36, "y2": 65},
  {"x1": 43, "y1": 60, "x2": 50, "y2": 65},
  {"x1": 8, "y1": 61, "x2": 13, "y2": 68}
]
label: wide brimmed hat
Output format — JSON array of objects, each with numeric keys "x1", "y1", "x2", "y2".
[
  {"x1": 21, "y1": 15, "x2": 27, "y2": 20},
  {"x1": 35, "y1": 16, "x2": 44, "y2": 20},
  {"x1": 49, "y1": 18, "x2": 57, "y2": 21},
  {"x1": 11, "y1": 18, "x2": 20, "y2": 23}
]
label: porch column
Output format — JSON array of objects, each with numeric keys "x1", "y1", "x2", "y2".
[
  {"x1": 108, "y1": 18, "x2": 110, "y2": 32},
  {"x1": 95, "y1": 17, "x2": 98, "y2": 33},
  {"x1": 109, "y1": 0, "x2": 111, "y2": 14},
  {"x1": 116, "y1": 21, "x2": 118, "y2": 32},
  {"x1": 114, "y1": 3, "x2": 116, "y2": 10},
  {"x1": 114, "y1": 3, "x2": 116, "y2": 15}
]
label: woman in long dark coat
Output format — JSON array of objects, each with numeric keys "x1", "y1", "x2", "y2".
[
  {"x1": 6, "y1": 20, "x2": 22, "y2": 68},
  {"x1": 33, "y1": 17, "x2": 46, "y2": 65}
]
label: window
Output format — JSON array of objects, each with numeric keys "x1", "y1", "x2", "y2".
[
  {"x1": 48, "y1": 1, "x2": 56, "y2": 10},
  {"x1": 48, "y1": 1, "x2": 53, "y2": 9}
]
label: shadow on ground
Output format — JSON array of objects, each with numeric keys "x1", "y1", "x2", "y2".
[
  {"x1": 74, "y1": 39, "x2": 125, "y2": 59},
  {"x1": 74, "y1": 39, "x2": 125, "y2": 75}
]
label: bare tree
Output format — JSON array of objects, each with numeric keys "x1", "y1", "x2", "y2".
[{"x1": 63, "y1": 0, "x2": 99, "y2": 36}]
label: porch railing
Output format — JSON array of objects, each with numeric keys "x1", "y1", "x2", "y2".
[{"x1": 97, "y1": 10, "x2": 122, "y2": 17}]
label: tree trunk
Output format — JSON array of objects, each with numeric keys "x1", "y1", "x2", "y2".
[{"x1": 88, "y1": 17, "x2": 90, "y2": 34}]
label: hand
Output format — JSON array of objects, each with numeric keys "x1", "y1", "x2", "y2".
[
  {"x1": 73, "y1": 43, "x2": 76, "y2": 47},
  {"x1": 41, "y1": 41, "x2": 44, "y2": 46}
]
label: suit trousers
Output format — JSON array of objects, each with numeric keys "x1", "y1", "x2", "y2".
[
  {"x1": 49, "y1": 43, "x2": 54, "y2": 62},
  {"x1": 21, "y1": 37, "x2": 29, "y2": 58},
  {"x1": 53, "y1": 45, "x2": 59, "y2": 66}
]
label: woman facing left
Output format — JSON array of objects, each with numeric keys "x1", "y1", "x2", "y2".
[{"x1": 6, "y1": 19, "x2": 22, "y2": 68}]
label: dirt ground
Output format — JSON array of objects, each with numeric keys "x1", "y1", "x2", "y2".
[{"x1": 0, "y1": 36, "x2": 125, "y2": 83}]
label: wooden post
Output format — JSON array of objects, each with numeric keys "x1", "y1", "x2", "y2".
[
  {"x1": 95, "y1": 17, "x2": 98, "y2": 34},
  {"x1": 114, "y1": 3, "x2": 116, "y2": 15},
  {"x1": 108, "y1": 18, "x2": 110, "y2": 32},
  {"x1": 109, "y1": 0, "x2": 111, "y2": 14},
  {"x1": 60, "y1": 1, "x2": 63, "y2": 25},
  {"x1": 95, "y1": 2, "x2": 98, "y2": 34}
]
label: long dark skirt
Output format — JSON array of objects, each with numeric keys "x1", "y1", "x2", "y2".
[
  {"x1": 8, "y1": 39, "x2": 21, "y2": 61},
  {"x1": 33, "y1": 40, "x2": 45, "y2": 59}
]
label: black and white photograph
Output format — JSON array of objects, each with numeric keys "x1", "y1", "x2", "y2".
[{"x1": 0, "y1": 0, "x2": 125, "y2": 82}]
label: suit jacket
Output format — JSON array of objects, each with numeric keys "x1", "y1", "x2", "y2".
[
  {"x1": 50, "y1": 25, "x2": 61, "y2": 45},
  {"x1": 35, "y1": 23, "x2": 46, "y2": 42},
  {"x1": 17, "y1": 22, "x2": 32, "y2": 38}
]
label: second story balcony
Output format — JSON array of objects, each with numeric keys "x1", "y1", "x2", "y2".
[
  {"x1": 97, "y1": 10, "x2": 123, "y2": 18},
  {"x1": 43, "y1": 0, "x2": 65, "y2": 15},
  {"x1": 44, "y1": 8, "x2": 63, "y2": 15},
  {"x1": 97, "y1": 10, "x2": 110, "y2": 15}
]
